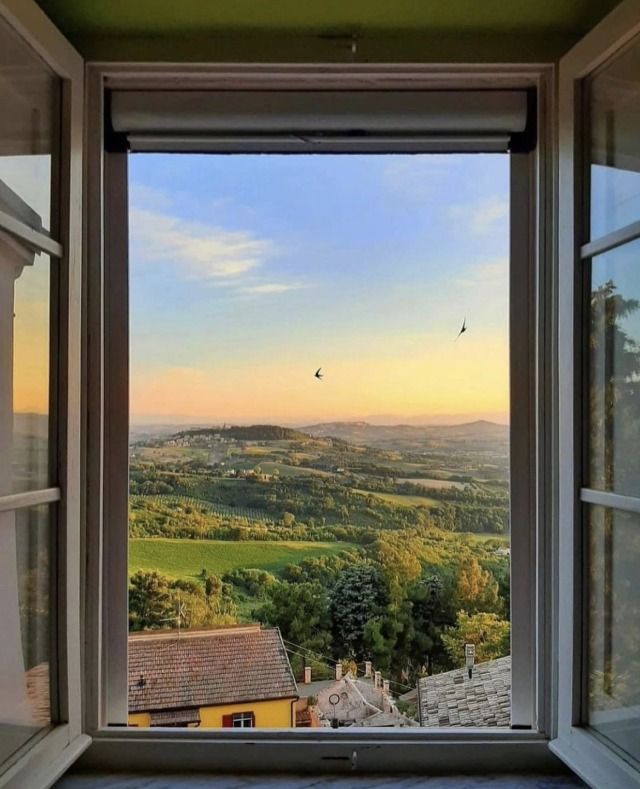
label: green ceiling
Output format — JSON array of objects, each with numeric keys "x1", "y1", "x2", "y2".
[{"x1": 35, "y1": 0, "x2": 621, "y2": 62}]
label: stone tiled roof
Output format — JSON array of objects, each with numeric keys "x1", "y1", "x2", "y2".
[
  {"x1": 418, "y1": 656, "x2": 511, "y2": 727},
  {"x1": 128, "y1": 625, "x2": 298, "y2": 713},
  {"x1": 297, "y1": 679, "x2": 335, "y2": 698}
]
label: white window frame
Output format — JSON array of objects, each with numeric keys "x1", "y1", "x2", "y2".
[
  {"x1": 551, "y1": 2, "x2": 640, "y2": 787},
  {"x1": 232, "y1": 712, "x2": 255, "y2": 729},
  {"x1": 0, "y1": 1, "x2": 87, "y2": 788},
  {"x1": 82, "y1": 62, "x2": 558, "y2": 774}
]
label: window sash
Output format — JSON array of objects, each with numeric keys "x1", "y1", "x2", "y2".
[
  {"x1": 0, "y1": 0, "x2": 86, "y2": 785},
  {"x1": 555, "y1": 1, "x2": 640, "y2": 786}
]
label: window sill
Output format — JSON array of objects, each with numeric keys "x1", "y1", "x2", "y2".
[
  {"x1": 77, "y1": 728, "x2": 561, "y2": 774},
  {"x1": 550, "y1": 729, "x2": 640, "y2": 789}
]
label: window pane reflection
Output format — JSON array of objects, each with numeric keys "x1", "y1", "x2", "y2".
[
  {"x1": 0, "y1": 505, "x2": 51, "y2": 764},
  {"x1": 588, "y1": 505, "x2": 640, "y2": 763},
  {"x1": 589, "y1": 38, "x2": 640, "y2": 240},
  {"x1": 0, "y1": 248, "x2": 51, "y2": 495},
  {"x1": 0, "y1": 15, "x2": 58, "y2": 234},
  {"x1": 589, "y1": 240, "x2": 640, "y2": 496}
]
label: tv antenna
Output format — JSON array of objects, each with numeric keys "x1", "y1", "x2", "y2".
[{"x1": 160, "y1": 593, "x2": 187, "y2": 642}]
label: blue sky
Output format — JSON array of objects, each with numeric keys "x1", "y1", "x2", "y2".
[{"x1": 129, "y1": 153, "x2": 510, "y2": 425}]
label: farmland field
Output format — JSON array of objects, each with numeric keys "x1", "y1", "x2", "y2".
[
  {"x1": 130, "y1": 493, "x2": 275, "y2": 524},
  {"x1": 129, "y1": 538, "x2": 356, "y2": 580},
  {"x1": 396, "y1": 477, "x2": 467, "y2": 490},
  {"x1": 353, "y1": 489, "x2": 438, "y2": 509}
]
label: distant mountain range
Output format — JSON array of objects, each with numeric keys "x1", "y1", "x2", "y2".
[
  {"x1": 132, "y1": 419, "x2": 509, "y2": 449},
  {"x1": 300, "y1": 420, "x2": 509, "y2": 445}
]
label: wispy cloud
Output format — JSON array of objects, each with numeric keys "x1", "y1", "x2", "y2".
[
  {"x1": 130, "y1": 206, "x2": 271, "y2": 281},
  {"x1": 240, "y1": 283, "x2": 305, "y2": 295}
]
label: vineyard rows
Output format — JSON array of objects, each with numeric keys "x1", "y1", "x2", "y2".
[{"x1": 132, "y1": 494, "x2": 275, "y2": 525}]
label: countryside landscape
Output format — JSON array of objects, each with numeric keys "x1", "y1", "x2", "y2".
[
  {"x1": 127, "y1": 152, "x2": 511, "y2": 725},
  {"x1": 128, "y1": 418, "x2": 511, "y2": 700}
]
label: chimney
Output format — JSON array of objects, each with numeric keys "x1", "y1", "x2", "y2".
[
  {"x1": 304, "y1": 666, "x2": 312, "y2": 684},
  {"x1": 335, "y1": 663, "x2": 343, "y2": 681},
  {"x1": 465, "y1": 643, "x2": 476, "y2": 680},
  {"x1": 374, "y1": 670, "x2": 381, "y2": 688},
  {"x1": 364, "y1": 661, "x2": 372, "y2": 678}
]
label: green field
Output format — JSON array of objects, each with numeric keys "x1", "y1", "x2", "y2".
[
  {"x1": 257, "y1": 461, "x2": 334, "y2": 478},
  {"x1": 462, "y1": 532, "x2": 510, "y2": 545},
  {"x1": 129, "y1": 538, "x2": 355, "y2": 580},
  {"x1": 353, "y1": 489, "x2": 437, "y2": 509}
]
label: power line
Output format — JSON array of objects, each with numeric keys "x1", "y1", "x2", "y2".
[
  {"x1": 282, "y1": 638, "x2": 338, "y2": 667},
  {"x1": 281, "y1": 637, "x2": 415, "y2": 692}
]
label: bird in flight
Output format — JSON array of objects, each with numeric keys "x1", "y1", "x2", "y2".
[
  {"x1": 455, "y1": 318, "x2": 467, "y2": 340},
  {"x1": 315, "y1": 368, "x2": 323, "y2": 380}
]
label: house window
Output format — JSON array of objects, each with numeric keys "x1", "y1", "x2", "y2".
[
  {"x1": 230, "y1": 712, "x2": 255, "y2": 728},
  {"x1": 93, "y1": 78, "x2": 542, "y2": 740}
]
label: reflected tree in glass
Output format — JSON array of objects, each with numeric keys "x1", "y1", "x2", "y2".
[{"x1": 588, "y1": 275, "x2": 640, "y2": 761}]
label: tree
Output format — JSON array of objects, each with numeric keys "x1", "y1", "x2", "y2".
[
  {"x1": 406, "y1": 573, "x2": 457, "y2": 676},
  {"x1": 589, "y1": 280, "x2": 640, "y2": 492},
  {"x1": 329, "y1": 564, "x2": 388, "y2": 660},
  {"x1": 128, "y1": 571, "x2": 174, "y2": 630},
  {"x1": 441, "y1": 611, "x2": 510, "y2": 667},
  {"x1": 369, "y1": 531, "x2": 422, "y2": 599},
  {"x1": 455, "y1": 558, "x2": 501, "y2": 615},
  {"x1": 259, "y1": 581, "x2": 332, "y2": 656}
]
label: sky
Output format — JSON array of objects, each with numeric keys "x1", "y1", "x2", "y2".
[{"x1": 128, "y1": 153, "x2": 511, "y2": 426}]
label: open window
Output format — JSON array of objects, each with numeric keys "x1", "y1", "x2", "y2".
[
  {"x1": 553, "y1": 2, "x2": 640, "y2": 787},
  {"x1": 0, "y1": 1, "x2": 85, "y2": 787},
  {"x1": 83, "y1": 63, "x2": 554, "y2": 771}
]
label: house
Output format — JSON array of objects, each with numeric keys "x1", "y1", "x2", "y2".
[
  {"x1": 128, "y1": 625, "x2": 298, "y2": 728},
  {"x1": 418, "y1": 657, "x2": 511, "y2": 728},
  {"x1": 312, "y1": 669, "x2": 416, "y2": 728},
  {"x1": 295, "y1": 664, "x2": 417, "y2": 728}
]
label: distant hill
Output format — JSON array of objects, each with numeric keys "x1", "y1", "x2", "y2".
[
  {"x1": 301, "y1": 420, "x2": 509, "y2": 446},
  {"x1": 175, "y1": 425, "x2": 310, "y2": 442}
]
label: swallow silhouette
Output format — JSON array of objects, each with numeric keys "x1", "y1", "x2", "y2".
[
  {"x1": 455, "y1": 318, "x2": 467, "y2": 340},
  {"x1": 315, "y1": 368, "x2": 323, "y2": 380}
]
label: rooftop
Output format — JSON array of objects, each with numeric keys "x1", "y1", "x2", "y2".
[
  {"x1": 418, "y1": 656, "x2": 511, "y2": 727},
  {"x1": 128, "y1": 625, "x2": 298, "y2": 713}
]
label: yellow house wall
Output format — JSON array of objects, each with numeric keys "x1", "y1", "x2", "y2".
[
  {"x1": 128, "y1": 711, "x2": 151, "y2": 727},
  {"x1": 199, "y1": 697, "x2": 295, "y2": 728},
  {"x1": 128, "y1": 697, "x2": 295, "y2": 728}
]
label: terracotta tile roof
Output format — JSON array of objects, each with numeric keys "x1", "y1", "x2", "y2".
[
  {"x1": 418, "y1": 656, "x2": 511, "y2": 727},
  {"x1": 128, "y1": 625, "x2": 298, "y2": 713}
]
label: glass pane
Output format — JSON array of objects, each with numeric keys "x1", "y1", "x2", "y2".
[
  {"x1": 589, "y1": 38, "x2": 640, "y2": 240},
  {"x1": 0, "y1": 15, "x2": 59, "y2": 235},
  {"x1": 588, "y1": 505, "x2": 640, "y2": 763},
  {"x1": 0, "y1": 505, "x2": 51, "y2": 764},
  {"x1": 589, "y1": 240, "x2": 640, "y2": 496},
  {"x1": 0, "y1": 248, "x2": 51, "y2": 494}
]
